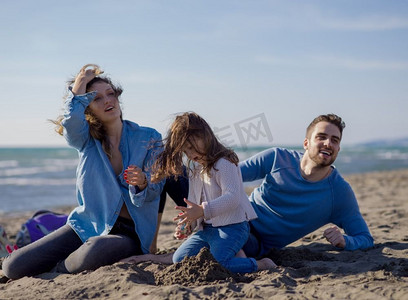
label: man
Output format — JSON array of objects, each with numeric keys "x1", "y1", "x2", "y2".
[{"x1": 240, "y1": 114, "x2": 374, "y2": 258}]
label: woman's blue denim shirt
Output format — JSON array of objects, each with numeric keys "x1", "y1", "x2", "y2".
[{"x1": 61, "y1": 89, "x2": 164, "y2": 253}]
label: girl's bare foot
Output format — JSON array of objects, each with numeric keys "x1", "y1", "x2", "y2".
[{"x1": 256, "y1": 258, "x2": 277, "y2": 270}]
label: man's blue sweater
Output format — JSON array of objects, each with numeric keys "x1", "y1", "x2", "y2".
[{"x1": 240, "y1": 147, "x2": 374, "y2": 256}]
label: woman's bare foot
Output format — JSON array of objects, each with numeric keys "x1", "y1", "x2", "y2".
[
  {"x1": 120, "y1": 252, "x2": 174, "y2": 265},
  {"x1": 256, "y1": 258, "x2": 277, "y2": 270}
]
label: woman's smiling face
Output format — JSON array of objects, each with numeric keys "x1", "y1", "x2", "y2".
[{"x1": 88, "y1": 81, "x2": 121, "y2": 123}]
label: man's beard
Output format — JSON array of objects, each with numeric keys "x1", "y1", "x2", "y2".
[{"x1": 309, "y1": 151, "x2": 337, "y2": 167}]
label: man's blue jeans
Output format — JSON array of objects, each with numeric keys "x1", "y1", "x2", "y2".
[{"x1": 173, "y1": 221, "x2": 257, "y2": 273}]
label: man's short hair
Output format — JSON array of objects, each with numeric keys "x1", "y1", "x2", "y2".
[{"x1": 306, "y1": 114, "x2": 346, "y2": 139}]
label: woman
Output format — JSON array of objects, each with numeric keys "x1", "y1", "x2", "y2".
[{"x1": 2, "y1": 64, "x2": 164, "y2": 279}]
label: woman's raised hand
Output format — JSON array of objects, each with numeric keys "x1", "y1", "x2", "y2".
[{"x1": 72, "y1": 64, "x2": 104, "y2": 95}]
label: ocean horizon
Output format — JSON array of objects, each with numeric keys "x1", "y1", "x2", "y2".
[{"x1": 1, "y1": 144, "x2": 407, "y2": 214}]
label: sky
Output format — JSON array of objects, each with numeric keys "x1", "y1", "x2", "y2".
[{"x1": 0, "y1": 0, "x2": 407, "y2": 148}]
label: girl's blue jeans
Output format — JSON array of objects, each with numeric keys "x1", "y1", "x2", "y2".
[{"x1": 172, "y1": 221, "x2": 257, "y2": 273}]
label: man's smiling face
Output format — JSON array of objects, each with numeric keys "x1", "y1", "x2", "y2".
[{"x1": 303, "y1": 121, "x2": 341, "y2": 167}]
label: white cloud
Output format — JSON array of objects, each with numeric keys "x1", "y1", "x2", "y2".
[
  {"x1": 255, "y1": 54, "x2": 408, "y2": 71},
  {"x1": 254, "y1": 55, "x2": 299, "y2": 67},
  {"x1": 122, "y1": 70, "x2": 227, "y2": 87},
  {"x1": 311, "y1": 55, "x2": 408, "y2": 71},
  {"x1": 192, "y1": 4, "x2": 408, "y2": 35},
  {"x1": 320, "y1": 15, "x2": 408, "y2": 31}
]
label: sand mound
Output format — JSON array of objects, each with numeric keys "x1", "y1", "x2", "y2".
[{"x1": 155, "y1": 247, "x2": 250, "y2": 286}]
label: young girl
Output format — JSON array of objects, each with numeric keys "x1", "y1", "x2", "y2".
[{"x1": 150, "y1": 112, "x2": 276, "y2": 273}]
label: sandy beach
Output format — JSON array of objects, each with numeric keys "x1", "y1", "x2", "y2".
[{"x1": 1, "y1": 169, "x2": 407, "y2": 299}]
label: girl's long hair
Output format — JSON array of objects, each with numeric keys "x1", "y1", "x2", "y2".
[
  {"x1": 51, "y1": 76, "x2": 123, "y2": 158},
  {"x1": 152, "y1": 112, "x2": 238, "y2": 182}
]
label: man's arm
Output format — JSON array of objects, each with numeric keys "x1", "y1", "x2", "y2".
[
  {"x1": 239, "y1": 148, "x2": 276, "y2": 182},
  {"x1": 331, "y1": 180, "x2": 374, "y2": 250}
]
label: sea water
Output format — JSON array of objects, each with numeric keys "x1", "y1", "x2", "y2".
[
  {"x1": 0, "y1": 148, "x2": 78, "y2": 214},
  {"x1": 0, "y1": 145, "x2": 407, "y2": 214}
]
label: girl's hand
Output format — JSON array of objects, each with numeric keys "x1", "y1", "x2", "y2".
[
  {"x1": 72, "y1": 64, "x2": 103, "y2": 95},
  {"x1": 124, "y1": 165, "x2": 147, "y2": 190},
  {"x1": 174, "y1": 198, "x2": 204, "y2": 225}
]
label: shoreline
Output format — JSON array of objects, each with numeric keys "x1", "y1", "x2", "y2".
[{"x1": 2, "y1": 168, "x2": 408, "y2": 218}]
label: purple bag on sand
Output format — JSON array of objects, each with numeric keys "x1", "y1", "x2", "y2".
[{"x1": 15, "y1": 210, "x2": 68, "y2": 248}]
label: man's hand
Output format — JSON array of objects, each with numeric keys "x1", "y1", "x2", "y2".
[{"x1": 323, "y1": 226, "x2": 346, "y2": 248}]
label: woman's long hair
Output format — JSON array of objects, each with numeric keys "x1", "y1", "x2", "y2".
[
  {"x1": 152, "y1": 112, "x2": 238, "y2": 182},
  {"x1": 51, "y1": 76, "x2": 123, "y2": 158}
]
